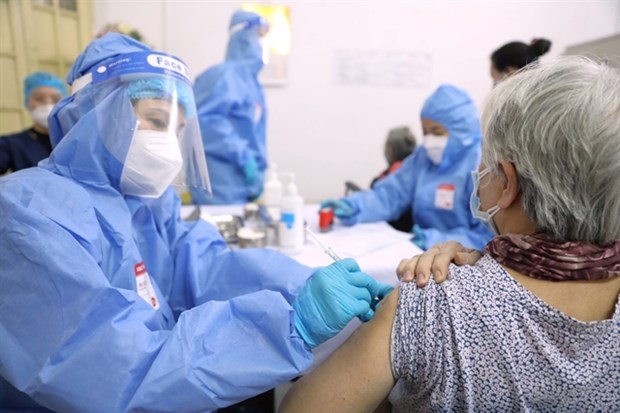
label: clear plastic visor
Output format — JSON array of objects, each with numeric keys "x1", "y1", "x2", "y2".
[
  {"x1": 85, "y1": 72, "x2": 212, "y2": 198},
  {"x1": 124, "y1": 75, "x2": 211, "y2": 197},
  {"x1": 71, "y1": 49, "x2": 212, "y2": 199}
]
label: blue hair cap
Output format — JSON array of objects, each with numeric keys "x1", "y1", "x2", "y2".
[
  {"x1": 126, "y1": 77, "x2": 194, "y2": 117},
  {"x1": 23, "y1": 71, "x2": 67, "y2": 108}
]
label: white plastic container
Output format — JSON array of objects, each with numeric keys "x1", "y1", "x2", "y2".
[
  {"x1": 262, "y1": 163, "x2": 282, "y2": 221},
  {"x1": 278, "y1": 172, "x2": 304, "y2": 253}
]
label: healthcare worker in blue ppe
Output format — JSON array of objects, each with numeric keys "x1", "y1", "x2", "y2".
[
  {"x1": 191, "y1": 10, "x2": 269, "y2": 205},
  {"x1": 0, "y1": 33, "x2": 392, "y2": 412},
  {"x1": 322, "y1": 85, "x2": 493, "y2": 250},
  {"x1": 0, "y1": 71, "x2": 67, "y2": 174}
]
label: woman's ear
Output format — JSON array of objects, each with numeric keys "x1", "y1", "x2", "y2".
[{"x1": 497, "y1": 159, "x2": 520, "y2": 209}]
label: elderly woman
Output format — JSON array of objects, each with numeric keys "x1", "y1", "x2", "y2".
[
  {"x1": 280, "y1": 56, "x2": 620, "y2": 412},
  {"x1": 370, "y1": 126, "x2": 417, "y2": 232}
]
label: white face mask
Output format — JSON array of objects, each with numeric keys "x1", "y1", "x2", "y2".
[
  {"x1": 423, "y1": 134, "x2": 448, "y2": 165},
  {"x1": 31, "y1": 104, "x2": 54, "y2": 128},
  {"x1": 120, "y1": 125, "x2": 183, "y2": 198}
]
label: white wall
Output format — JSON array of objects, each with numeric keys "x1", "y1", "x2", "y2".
[{"x1": 94, "y1": 0, "x2": 620, "y2": 202}]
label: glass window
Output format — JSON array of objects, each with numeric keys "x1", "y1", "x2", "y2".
[
  {"x1": 59, "y1": 0, "x2": 77, "y2": 11},
  {"x1": 32, "y1": 0, "x2": 53, "y2": 7}
]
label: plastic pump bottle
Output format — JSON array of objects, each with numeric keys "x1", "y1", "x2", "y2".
[
  {"x1": 262, "y1": 163, "x2": 282, "y2": 220},
  {"x1": 278, "y1": 172, "x2": 304, "y2": 253}
]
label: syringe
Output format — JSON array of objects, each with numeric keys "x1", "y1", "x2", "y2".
[
  {"x1": 305, "y1": 224, "x2": 383, "y2": 310},
  {"x1": 305, "y1": 225, "x2": 382, "y2": 308},
  {"x1": 304, "y1": 225, "x2": 341, "y2": 262}
]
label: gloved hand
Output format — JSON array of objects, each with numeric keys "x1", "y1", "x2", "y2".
[
  {"x1": 243, "y1": 155, "x2": 258, "y2": 187},
  {"x1": 320, "y1": 199, "x2": 359, "y2": 226},
  {"x1": 247, "y1": 184, "x2": 263, "y2": 202},
  {"x1": 411, "y1": 224, "x2": 426, "y2": 249},
  {"x1": 293, "y1": 258, "x2": 394, "y2": 349}
]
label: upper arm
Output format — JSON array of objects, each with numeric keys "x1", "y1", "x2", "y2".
[{"x1": 280, "y1": 287, "x2": 400, "y2": 412}]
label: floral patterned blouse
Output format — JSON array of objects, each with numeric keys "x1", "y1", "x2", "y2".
[{"x1": 389, "y1": 255, "x2": 620, "y2": 412}]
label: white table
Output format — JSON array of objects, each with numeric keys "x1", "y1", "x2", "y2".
[
  {"x1": 180, "y1": 204, "x2": 423, "y2": 366},
  {"x1": 181, "y1": 204, "x2": 421, "y2": 282}
]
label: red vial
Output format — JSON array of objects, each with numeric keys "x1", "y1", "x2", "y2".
[{"x1": 319, "y1": 207, "x2": 334, "y2": 232}]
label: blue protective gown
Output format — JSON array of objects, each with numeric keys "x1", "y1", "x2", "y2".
[
  {"x1": 0, "y1": 35, "x2": 314, "y2": 413},
  {"x1": 343, "y1": 85, "x2": 493, "y2": 250},
  {"x1": 191, "y1": 21, "x2": 267, "y2": 205},
  {"x1": 0, "y1": 152, "x2": 313, "y2": 413},
  {"x1": 0, "y1": 178, "x2": 313, "y2": 411}
]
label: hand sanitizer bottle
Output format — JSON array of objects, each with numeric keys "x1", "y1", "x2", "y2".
[
  {"x1": 262, "y1": 163, "x2": 282, "y2": 221},
  {"x1": 278, "y1": 172, "x2": 304, "y2": 253}
]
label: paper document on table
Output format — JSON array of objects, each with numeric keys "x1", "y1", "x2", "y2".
[{"x1": 315, "y1": 222, "x2": 412, "y2": 258}]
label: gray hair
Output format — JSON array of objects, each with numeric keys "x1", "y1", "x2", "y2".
[
  {"x1": 481, "y1": 56, "x2": 620, "y2": 244},
  {"x1": 386, "y1": 126, "x2": 416, "y2": 164}
]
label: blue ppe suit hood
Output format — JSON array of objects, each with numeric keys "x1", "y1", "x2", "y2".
[
  {"x1": 46, "y1": 33, "x2": 151, "y2": 192},
  {"x1": 342, "y1": 84, "x2": 493, "y2": 250},
  {"x1": 49, "y1": 32, "x2": 150, "y2": 148},
  {"x1": 420, "y1": 84, "x2": 481, "y2": 167},
  {"x1": 0, "y1": 33, "x2": 314, "y2": 412},
  {"x1": 191, "y1": 10, "x2": 268, "y2": 204},
  {"x1": 226, "y1": 10, "x2": 266, "y2": 74}
]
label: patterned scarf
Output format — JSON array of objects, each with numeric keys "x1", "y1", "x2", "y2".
[{"x1": 484, "y1": 233, "x2": 620, "y2": 281}]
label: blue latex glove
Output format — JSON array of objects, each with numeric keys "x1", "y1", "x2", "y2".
[
  {"x1": 243, "y1": 155, "x2": 258, "y2": 186},
  {"x1": 411, "y1": 224, "x2": 426, "y2": 249},
  {"x1": 320, "y1": 199, "x2": 359, "y2": 226},
  {"x1": 293, "y1": 258, "x2": 393, "y2": 349},
  {"x1": 248, "y1": 184, "x2": 263, "y2": 202}
]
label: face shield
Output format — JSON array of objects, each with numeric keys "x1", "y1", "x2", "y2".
[{"x1": 71, "y1": 51, "x2": 211, "y2": 198}]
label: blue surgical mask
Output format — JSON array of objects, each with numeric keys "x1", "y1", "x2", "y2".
[{"x1": 470, "y1": 167, "x2": 501, "y2": 234}]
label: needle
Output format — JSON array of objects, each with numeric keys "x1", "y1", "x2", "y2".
[
  {"x1": 304, "y1": 225, "x2": 341, "y2": 262},
  {"x1": 305, "y1": 224, "x2": 381, "y2": 308}
]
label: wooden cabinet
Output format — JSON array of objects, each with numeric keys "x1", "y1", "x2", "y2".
[{"x1": 0, "y1": 0, "x2": 92, "y2": 134}]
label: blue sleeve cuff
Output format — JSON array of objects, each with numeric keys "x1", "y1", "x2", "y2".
[{"x1": 410, "y1": 224, "x2": 426, "y2": 249}]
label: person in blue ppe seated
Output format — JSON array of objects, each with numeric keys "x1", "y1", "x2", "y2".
[
  {"x1": 281, "y1": 56, "x2": 620, "y2": 413},
  {"x1": 322, "y1": 85, "x2": 493, "y2": 250},
  {"x1": 0, "y1": 71, "x2": 67, "y2": 174},
  {"x1": 190, "y1": 10, "x2": 270, "y2": 205},
  {"x1": 0, "y1": 33, "x2": 392, "y2": 413}
]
